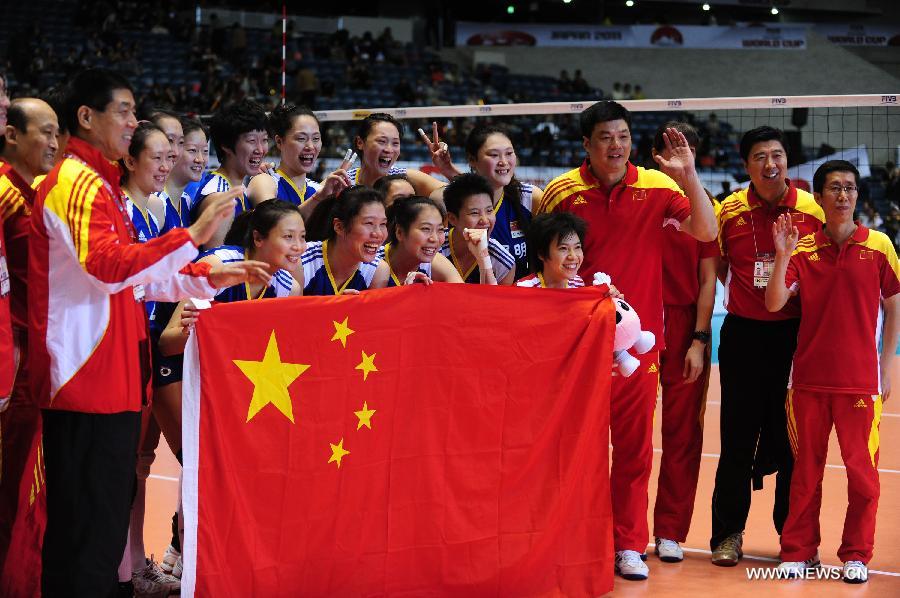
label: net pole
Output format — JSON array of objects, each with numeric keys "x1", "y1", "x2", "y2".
[{"x1": 281, "y1": 3, "x2": 287, "y2": 106}]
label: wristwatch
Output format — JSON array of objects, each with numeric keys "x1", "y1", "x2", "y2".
[{"x1": 692, "y1": 331, "x2": 712, "y2": 344}]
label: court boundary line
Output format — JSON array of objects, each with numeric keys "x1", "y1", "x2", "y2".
[{"x1": 645, "y1": 544, "x2": 900, "y2": 577}]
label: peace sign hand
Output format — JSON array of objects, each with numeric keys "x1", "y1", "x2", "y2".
[{"x1": 419, "y1": 122, "x2": 459, "y2": 178}]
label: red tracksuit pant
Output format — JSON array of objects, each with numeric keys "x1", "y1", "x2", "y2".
[
  {"x1": 654, "y1": 305, "x2": 708, "y2": 542},
  {"x1": 611, "y1": 350, "x2": 660, "y2": 552},
  {"x1": 781, "y1": 389, "x2": 882, "y2": 564}
]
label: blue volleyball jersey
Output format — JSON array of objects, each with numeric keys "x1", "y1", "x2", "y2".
[
  {"x1": 347, "y1": 165, "x2": 406, "y2": 185},
  {"x1": 183, "y1": 180, "x2": 201, "y2": 202},
  {"x1": 491, "y1": 183, "x2": 533, "y2": 279},
  {"x1": 383, "y1": 243, "x2": 432, "y2": 287},
  {"x1": 125, "y1": 194, "x2": 163, "y2": 326},
  {"x1": 301, "y1": 240, "x2": 381, "y2": 295},
  {"x1": 439, "y1": 229, "x2": 515, "y2": 284},
  {"x1": 197, "y1": 245, "x2": 295, "y2": 302},
  {"x1": 190, "y1": 170, "x2": 251, "y2": 223},
  {"x1": 274, "y1": 169, "x2": 321, "y2": 205},
  {"x1": 155, "y1": 189, "x2": 192, "y2": 233}
]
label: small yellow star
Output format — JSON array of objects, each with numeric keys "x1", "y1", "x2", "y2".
[
  {"x1": 331, "y1": 317, "x2": 355, "y2": 348},
  {"x1": 354, "y1": 402, "x2": 376, "y2": 430},
  {"x1": 233, "y1": 331, "x2": 310, "y2": 423},
  {"x1": 355, "y1": 350, "x2": 378, "y2": 381},
  {"x1": 328, "y1": 438, "x2": 350, "y2": 468}
]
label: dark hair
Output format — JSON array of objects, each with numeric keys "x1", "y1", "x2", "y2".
[
  {"x1": 40, "y1": 86, "x2": 69, "y2": 134},
  {"x1": 181, "y1": 116, "x2": 208, "y2": 140},
  {"x1": 224, "y1": 199, "x2": 302, "y2": 248},
  {"x1": 268, "y1": 103, "x2": 319, "y2": 139},
  {"x1": 387, "y1": 195, "x2": 446, "y2": 244},
  {"x1": 443, "y1": 172, "x2": 493, "y2": 216},
  {"x1": 63, "y1": 68, "x2": 134, "y2": 135},
  {"x1": 355, "y1": 112, "x2": 402, "y2": 152},
  {"x1": 209, "y1": 99, "x2": 267, "y2": 163},
  {"x1": 120, "y1": 121, "x2": 167, "y2": 183},
  {"x1": 5, "y1": 100, "x2": 28, "y2": 134},
  {"x1": 652, "y1": 121, "x2": 700, "y2": 153},
  {"x1": 464, "y1": 123, "x2": 528, "y2": 243},
  {"x1": 147, "y1": 108, "x2": 182, "y2": 130},
  {"x1": 812, "y1": 159, "x2": 860, "y2": 194},
  {"x1": 739, "y1": 126, "x2": 786, "y2": 163},
  {"x1": 373, "y1": 173, "x2": 412, "y2": 198},
  {"x1": 526, "y1": 213, "x2": 587, "y2": 274},
  {"x1": 304, "y1": 185, "x2": 385, "y2": 241},
  {"x1": 579, "y1": 100, "x2": 631, "y2": 138}
]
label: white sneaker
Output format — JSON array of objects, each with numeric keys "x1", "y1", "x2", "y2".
[
  {"x1": 615, "y1": 549, "x2": 649, "y2": 581},
  {"x1": 160, "y1": 544, "x2": 180, "y2": 575},
  {"x1": 842, "y1": 560, "x2": 868, "y2": 584},
  {"x1": 133, "y1": 558, "x2": 180, "y2": 598},
  {"x1": 777, "y1": 554, "x2": 820, "y2": 578},
  {"x1": 655, "y1": 537, "x2": 684, "y2": 563}
]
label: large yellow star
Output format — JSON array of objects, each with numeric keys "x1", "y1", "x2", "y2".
[
  {"x1": 331, "y1": 317, "x2": 355, "y2": 348},
  {"x1": 328, "y1": 438, "x2": 350, "y2": 468},
  {"x1": 355, "y1": 350, "x2": 378, "y2": 381},
  {"x1": 233, "y1": 331, "x2": 310, "y2": 423},
  {"x1": 354, "y1": 401, "x2": 376, "y2": 430}
]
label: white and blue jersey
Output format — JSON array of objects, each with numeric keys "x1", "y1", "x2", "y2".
[
  {"x1": 347, "y1": 165, "x2": 406, "y2": 186},
  {"x1": 197, "y1": 245, "x2": 294, "y2": 302},
  {"x1": 440, "y1": 229, "x2": 515, "y2": 284},
  {"x1": 516, "y1": 273, "x2": 584, "y2": 288},
  {"x1": 155, "y1": 189, "x2": 193, "y2": 233},
  {"x1": 491, "y1": 183, "x2": 533, "y2": 280},
  {"x1": 190, "y1": 170, "x2": 251, "y2": 223},
  {"x1": 383, "y1": 243, "x2": 432, "y2": 287},
  {"x1": 125, "y1": 194, "x2": 163, "y2": 326},
  {"x1": 273, "y1": 169, "x2": 321, "y2": 205},
  {"x1": 301, "y1": 240, "x2": 381, "y2": 295}
]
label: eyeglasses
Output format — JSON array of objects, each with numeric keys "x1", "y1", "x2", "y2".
[{"x1": 824, "y1": 184, "x2": 858, "y2": 195}]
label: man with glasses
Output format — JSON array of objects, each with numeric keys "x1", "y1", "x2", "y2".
[
  {"x1": 712, "y1": 126, "x2": 824, "y2": 566},
  {"x1": 765, "y1": 160, "x2": 898, "y2": 584}
]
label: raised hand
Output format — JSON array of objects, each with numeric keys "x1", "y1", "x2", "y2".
[
  {"x1": 463, "y1": 228, "x2": 490, "y2": 261},
  {"x1": 319, "y1": 153, "x2": 355, "y2": 197},
  {"x1": 207, "y1": 259, "x2": 272, "y2": 289},
  {"x1": 419, "y1": 122, "x2": 457, "y2": 178},
  {"x1": 772, "y1": 213, "x2": 799, "y2": 256},
  {"x1": 651, "y1": 127, "x2": 696, "y2": 180},
  {"x1": 404, "y1": 270, "x2": 433, "y2": 286},
  {"x1": 188, "y1": 186, "x2": 245, "y2": 246}
]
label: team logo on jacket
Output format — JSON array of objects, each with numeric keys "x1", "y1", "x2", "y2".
[
  {"x1": 647, "y1": 363, "x2": 658, "y2": 373},
  {"x1": 572, "y1": 195, "x2": 587, "y2": 206},
  {"x1": 735, "y1": 216, "x2": 747, "y2": 226},
  {"x1": 808, "y1": 252, "x2": 820, "y2": 262},
  {"x1": 854, "y1": 398, "x2": 868, "y2": 408},
  {"x1": 860, "y1": 249, "x2": 874, "y2": 260},
  {"x1": 632, "y1": 189, "x2": 647, "y2": 201}
]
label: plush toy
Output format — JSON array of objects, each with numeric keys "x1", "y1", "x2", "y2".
[{"x1": 593, "y1": 272, "x2": 656, "y2": 377}]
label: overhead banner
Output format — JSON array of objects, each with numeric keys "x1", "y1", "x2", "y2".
[
  {"x1": 814, "y1": 24, "x2": 900, "y2": 47},
  {"x1": 456, "y1": 22, "x2": 806, "y2": 50}
]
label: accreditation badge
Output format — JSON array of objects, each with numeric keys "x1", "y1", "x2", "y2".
[{"x1": 753, "y1": 253, "x2": 775, "y2": 288}]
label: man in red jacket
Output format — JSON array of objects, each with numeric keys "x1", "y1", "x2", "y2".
[{"x1": 29, "y1": 69, "x2": 269, "y2": 598}]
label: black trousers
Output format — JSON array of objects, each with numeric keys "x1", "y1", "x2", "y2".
[
  {"x1": 41, "y1": 409, "x2": 141, "y2": 598},
  {"x1": 710, "y1": 314, "x2": 799, "y2": 549}
]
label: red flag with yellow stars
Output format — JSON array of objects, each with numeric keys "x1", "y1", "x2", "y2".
[{"x1": 181, "y1": 283, "x2": 615, "y2": 597}]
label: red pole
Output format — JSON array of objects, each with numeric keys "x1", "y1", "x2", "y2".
[{"x1": 282, "y1": 3, "x2": 287, "y2": 105}]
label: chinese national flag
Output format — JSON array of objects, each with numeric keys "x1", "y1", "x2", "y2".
[{"x1": 182, "y1": 283, "x2": 615, "y2": 597}]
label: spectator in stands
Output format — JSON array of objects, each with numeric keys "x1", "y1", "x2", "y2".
[
  {"x1": 294, "y1": 62, "x2": 319, "y2": 109},
  {"x1": 394, "y1": 78, "x2": 416, "y2": 105},
  {"x1": 858, "y1": 201, "x2": 884, "y2": 230},
  {"x1": 633, "y1": 85, "x2": 646, "y2": 100},
  {"x1": 611, "y1": 82, "x2": 625, "y2": 101},
  {"x1": 572, "y1": 70, "x2": 590, "y2": 95},
  {"x1": 0, "y1": 74, "x2": 9, "y2": 130},
  {"x1": 559, "y1": 70, "x2": 572, "y2": 93},
  {"x1": 623, "y1": 83, "x2": 634, "y2": 100}
]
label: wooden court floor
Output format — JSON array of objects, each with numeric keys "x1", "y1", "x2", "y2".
[{"x1": 144, "y1": 364, "x2": 900, "y2": 596}]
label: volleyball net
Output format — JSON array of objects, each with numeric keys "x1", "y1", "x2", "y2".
[{"x1": 309, "y1": 94, "x2": 899, "y2": 200}]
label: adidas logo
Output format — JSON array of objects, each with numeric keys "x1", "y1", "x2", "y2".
[
  {"x1": 808, "y1": 252, "x2": 820, "y2": 262},
  {"x1": 572, "y1": 195, "x2": 587, "y2": 206},
  {"x1": 854, "y1": 399, "x2": 868, "y2": 408},
  {"x1": 648, "y1": 363, "x2": 658, "y2": 373},
  {"x1": 735, "y1": 216, "x2": 747, "y2": 226}
]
